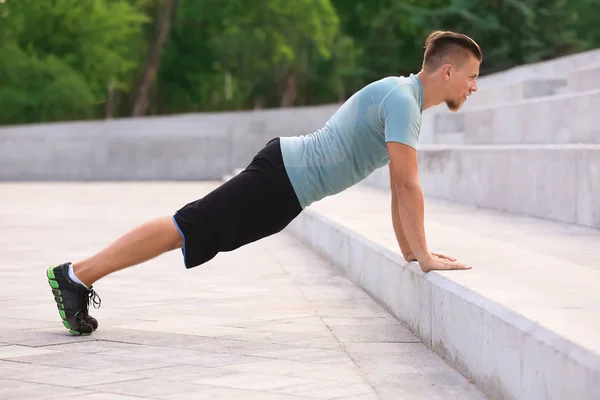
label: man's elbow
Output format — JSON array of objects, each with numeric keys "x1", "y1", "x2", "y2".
[{"x1": 393, "y1": 179, "x2": 421, "y2": 198}]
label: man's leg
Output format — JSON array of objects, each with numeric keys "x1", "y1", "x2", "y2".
[
  {"x1": 73, "y1": 216, "x2": 183, "y2": 287},
  {"x1": 46, "y1": 216, "x2": 183, "y2": 335}
]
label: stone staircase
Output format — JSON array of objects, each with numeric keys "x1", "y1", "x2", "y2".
[{"x1": 285, "y1": 186, "x2": 600, "y2": 400}]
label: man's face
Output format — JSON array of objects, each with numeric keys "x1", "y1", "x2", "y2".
[{"x1": 443, "y1": 55, "x2": 480, "y2": 112}]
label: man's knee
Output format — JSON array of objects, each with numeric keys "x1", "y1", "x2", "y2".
[
  {"x1": 170, "y1": 234, "x2": 184, "y2": 251},
  {"x1": 164, "y1": 216, "x2": 184, "y2": 251}
]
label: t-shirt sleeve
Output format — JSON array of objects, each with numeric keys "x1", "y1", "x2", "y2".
[{"x1": 381, "y1": 88, "x2": 422, "y2": 149}]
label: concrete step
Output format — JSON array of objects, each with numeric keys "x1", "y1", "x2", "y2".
[
  {"x1": 430, "y1": 131, "x2": 465, "y2": 145},
  {"x1": 567, "y1": 64, "x2": 600, "y2": 93},
  {"x1": 428, "y1": 89, "x2": 600, "y2": 144},
  {"x1": 284, "y1": 185, "x2": 600, "y2": 400},
  {"x1": 463, "y1": 63, "x2": 600, "y2": 107},
  {"x1": 363, "y1": 144, "x2": 600, "y2": 229},
  {"x1": 418, "y1": 50, "x2": 600, "y2": 144},
  {"x1": 473, "y1": 48, "x2": 600, "y2": 89},
  {"x1": 460, "y1": 78, "x2": 566, "y2": 108}
]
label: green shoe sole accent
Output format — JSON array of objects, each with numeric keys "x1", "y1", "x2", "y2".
[
  {"x1": 47, "y1": 267, "x2": 56, "y2": 280},
  {"x1": 59, "y1": 310, "x2": 67, "y2": 320},
  {"x1": 57, "y1": 304, "x2": 64, "y2": 310},
  {"x1": 49, "y1": 280, "x2": 59, "y2": 289},
  {"x1": 52, "y1": 289, "x2": 61, "y2": 296},
  {"x1": 55, "y1": 296, "x2": 63, "y2": 303},
  {"x1": 63, "y1": 323, "x2": 90, "y2": 336}
]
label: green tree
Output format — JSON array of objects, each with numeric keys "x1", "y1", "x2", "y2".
[
  {"x1": 156, "y1": 0, "x2": 344, "y2": 113},
  {"x1": 564, "y1": 0, "x2": 600, "y2": 51},
  {"x1": 0, "y1": 0, "x2": 148, "y2": 124},
  {"x1": 2, "y1": 0, "x2": 600, "y2": 124},
  {"x1": 331, "y1": 0, "x2": 588, "y2": 83},
  {"x1": 399, "y1": 0, "x2": 582, "y2": 74}
]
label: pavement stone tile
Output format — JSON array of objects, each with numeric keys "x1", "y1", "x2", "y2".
[
  {"x1": 8, "y1": 351, "x2": 178, "y2": 373},
  {"x1": 0, "y1": 345, "x2": 59, "y2": 359},
  {"x1": 250, "y1": 347, "x2": 351, "y2": 364},
  {"x1": 336, "y1": 394, "x2": 382, "y2": 400},
  {"x1": 220, "y1": 358, "x2": 339, "y2": 375},
  {"x1": 156, "y1": 385, "x2": 318, "y2": 400},
  {"x1": 0, "y1": 359, "x2": 141, "y2": 387},
  {"x1": 0, "y1": 379, "x2": 92, "y2": 400},
  {"x1": 285, "y1": 364, "x2": 368, "y2": 384},
  {"x1": 0, "y1": 328, "x2": 97, "y2": 347},
  {"x1": 83, "y1": 378, "x2": 203, "y2": 397},
  {"x1": 375, "y1": 375, "x2": 487, "y2": 400},
  {"x1": 327, "y1": 324, "x2": 420, "y2": 343},
  {"x1": 191, "y1": 371, "x2": 317, "y2": 392},
  {"x1": 272, "y1": 379, "x2": 375, "y2": 399},
  {"x1": 81, "y1": 394, "x2": 158, "y2": 400}
]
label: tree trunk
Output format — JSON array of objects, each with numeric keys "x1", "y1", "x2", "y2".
[
  {"x1": 132, "y1": 0, "x2": 177, "y2": 117},
  {"x1": 105, "y1": 79, "x2": 115, "y2": 119},
  {"x1": 338, "y1": 84, "x2": 346, "y2": 103},
  {"x1": 280, "y1": 70, "x2": 297, "y2": 108},
  {"x1": 253, "y1": 96, "x2": 264, "y2": 110}
]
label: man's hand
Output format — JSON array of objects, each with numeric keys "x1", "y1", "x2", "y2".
[
  {"x1": 419, "y1": 253, "x2": 472, "y2": 272},
  {"x1": 404, "y1": 251, "x2": 456, "y2": 263}
]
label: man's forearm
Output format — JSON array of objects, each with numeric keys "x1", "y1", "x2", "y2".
[
  {"x1": 390, "y1": 190, "x2": 414, "y2": 260},
  {"x1": 393, "y1": 182, "x2": 430, "y2": 263}
]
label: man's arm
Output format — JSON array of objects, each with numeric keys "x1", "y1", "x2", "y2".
[
  {"x1": 387, "y1": 142, "x2": 471, "y2": 272},
  {"x1": 381, "y1": 89, "x2": 469, "y2": 271},
  {"x1": 387, "y1": 142, "x2": 430, "y2": 263},
  {"x1": 389, "y1": 164, "x2": 416, "y2": 261}
]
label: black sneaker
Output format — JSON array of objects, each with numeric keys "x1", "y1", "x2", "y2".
[{"x1": 46, "y1": 263, "x2": 101, "y2": 335}]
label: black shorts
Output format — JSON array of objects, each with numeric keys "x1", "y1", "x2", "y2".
[{"x1": 172, "y1": 137, "x2": 303, "y2": 269}]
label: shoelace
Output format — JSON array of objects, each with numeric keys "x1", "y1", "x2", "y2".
[
  {"x1": 88, "y1": 289, "x2": 102, "y2": 309},
  {"x1": 80, "y1": 288, "x2": 102, "y2": 319}
]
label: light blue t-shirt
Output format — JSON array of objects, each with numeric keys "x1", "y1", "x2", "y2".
[{"x1": 280, "y1": 74, "x2": 424, "y2": 209}]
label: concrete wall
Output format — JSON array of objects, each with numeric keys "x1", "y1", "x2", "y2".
[
  {"x1": 0, "y1": 105, "x2": 339, "y2": 181},
  {"x1": 363, "y1": 145, "x2": 600, "y2": 229},
  {"x1": 567, "y1": 64, "x2": 600, "y2": 92},
  {"x1": 420, "y1": 79, "x2": 567, "y2": 141},
  {"x1": 417, "y1": 49, "x2": 600, "y2": 145},
  {"x1": 429, "y1": 90, "x2": 600, "y2": 145},
  {"x1": 459, "y1": 79, "x2": 567, "y2": 109},
  {"x1": 475, "y1": 48, "x2": 600, "y2": 89}
]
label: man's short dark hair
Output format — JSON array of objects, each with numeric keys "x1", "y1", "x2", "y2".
[{"x1": 423, "y1": 31, "x2": 482, "y2": 71}]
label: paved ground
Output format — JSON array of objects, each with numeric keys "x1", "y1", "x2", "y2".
[{"x1": 0, "y1": 182, "x2": 486, "y2": 400}]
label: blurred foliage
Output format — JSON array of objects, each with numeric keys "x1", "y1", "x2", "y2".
[{"x1": 0, "y1": 0, "x2": 599, "y2": 124}]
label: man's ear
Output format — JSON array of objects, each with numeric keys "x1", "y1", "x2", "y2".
[{"x1": 442, "y1": 64, "x2": 452, "y2": 80}]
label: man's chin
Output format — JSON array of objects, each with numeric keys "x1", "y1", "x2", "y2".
[{"x1": 445, "y1": 100, "x2": 463, "y2": 112}]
